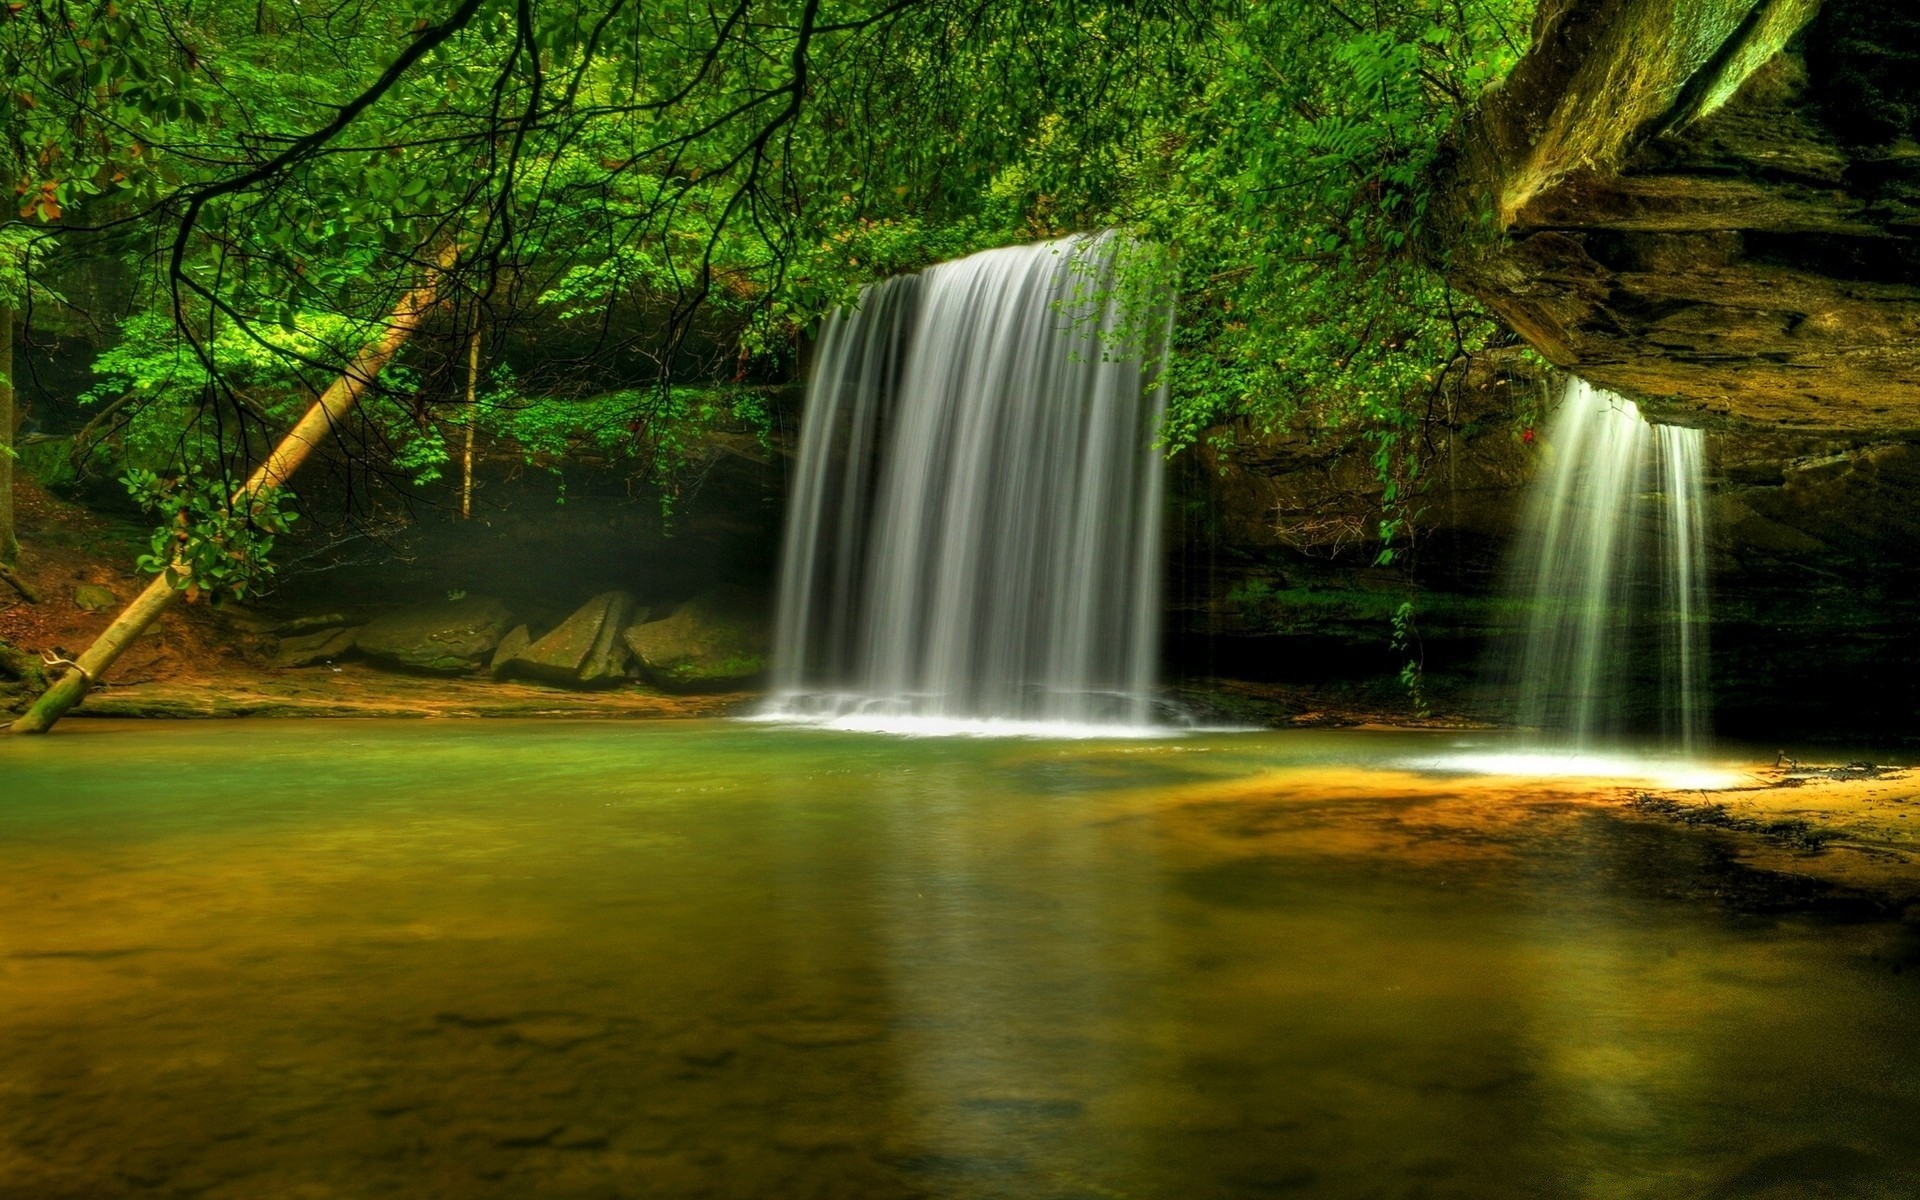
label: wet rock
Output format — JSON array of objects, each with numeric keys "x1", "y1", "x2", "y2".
[
  {"x1": 72, "y1": 584, "x2": 117, "y2": 612},
  {"x1": 1714, "y1": 497, "x2": 1829, "y2": 556},
  {"x1": 498, "y1": 592, "x2": 640, "y2": 688},
  {"x1": 622, "y1": 587, "x2": 768, "y2": 692},
  {"x1": 356, "y1": 596, "x2": 516, "y2": 674},
  {"x1": 271, "y1": 626, "x2": 359, "y2": 668}
]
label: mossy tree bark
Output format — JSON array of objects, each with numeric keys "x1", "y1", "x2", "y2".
[{"x1": 9, "y1": 266, "x2": 447, "y2": 734}]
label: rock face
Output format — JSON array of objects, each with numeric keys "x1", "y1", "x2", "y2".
[
  {"x1": 496, "y1": 591, "x2": 641, "y2": 688},
  {"x1": 1438, "y1": 0, "x2": 1920, "y2": 428},
  {"x1": 623, "y1": 588, "x2": 768, "y2": 692},
  {"x1": 355, "y1": 596, "x2": 515, "y2": 673},
  {"x1": 1171, "y1": 352, "x2": 1920, "y2": 741}
]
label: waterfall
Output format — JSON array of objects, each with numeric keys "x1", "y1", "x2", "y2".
[
  {"x1": 763, "y1": 232, "x2": 1173, "y2": 732},
  {"x1": 1505, "y1": 378, "x2": 1710, "y2": 753}
]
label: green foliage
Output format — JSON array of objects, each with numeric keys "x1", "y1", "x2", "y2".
[
  {"x1": 1225, "y1": 577, "x2": 1284, "y2": 628},
  {"x1": 471, "y1": 362, "x2": 774, "y2": 515},
  {"x1": 1391, "y1": 598, "x2": 1430, "y2": 718},
  {"x1": 0, "y1": 0, "x2": 207, "y2": 223},
  {"x1": 0, "y1": 225, "x2": 52, "y2": 309},
  {"x1": 1125, "y1": 5, "x2": 1528, "y2": 460},
  {"x1": 80, "y1": 306, "x2": 451, "y2": 499},
  {"x1": 9, "y1": 0, "x2": 1534, "y2": 595},
  {"x1": 122, "y1": 469, "x2": 296, "y2": 603}
]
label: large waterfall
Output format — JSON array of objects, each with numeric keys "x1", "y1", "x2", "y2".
[
  {"x1": 1504, "y1": 379, "x2": 1711, "y2": 752},
  {"x1": 762, "y1": 233, "x2": 1173, "y2": 733}
]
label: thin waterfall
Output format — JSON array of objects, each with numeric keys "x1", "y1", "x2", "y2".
[
  {"x1": 1656, "y1": 423, "x2": 1709, "y2": 752},
  {"x1": 763, "y1": 232, "x2": 1173, "y2": 731},
  {"x1": 1505, "y1": 378, "x2": 1710, "y2": 753}
]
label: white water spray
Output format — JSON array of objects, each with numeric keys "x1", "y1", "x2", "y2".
[{"x1": 763, "y1": 233, "x2": 1173, "y2": 732}]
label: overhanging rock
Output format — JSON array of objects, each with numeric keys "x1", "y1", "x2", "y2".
[{"x1": 1436, "y1": 0, "x2": 1920, "y2": 429}]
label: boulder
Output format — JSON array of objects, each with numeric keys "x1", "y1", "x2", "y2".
[
  {"x1": 272, "y1": 626, "x2": 360, "y2": 668},
  {"x1": 356, "y1": 595, "x2": 515, "y2": 674},
  {"x1": 623, "y1": 587, "x2": 768, "y2": 692},
  {"x1": 0, "y1": 636, "x2": 46, "y2": 690},
  {"x1": 73, "y1": 584, "x2": 118, "y2": 612},
  {"x1": 498, "y1": 592, "x2": 641, "y2": 687},
  {"x1": 490, "y1": 624, "x2": 532, "y2": 677}
]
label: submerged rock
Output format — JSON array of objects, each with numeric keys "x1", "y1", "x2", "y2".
[
  {"x1": 272, "y1": 626, "x2": 359, "y2": 668},
  {"x1": 497, "y1": 591, "x2": 641, "y2": 687},
  {"x1": 356, "y1": 596, "x2": 515, "y2": 674},
  {"x1": 623, "y1": 587, "x2": 767, "y2": 692}
]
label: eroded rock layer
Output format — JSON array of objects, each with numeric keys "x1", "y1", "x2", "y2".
[{"x1": 1441, "y1": 0, "x2": 1920, "y2": 428}]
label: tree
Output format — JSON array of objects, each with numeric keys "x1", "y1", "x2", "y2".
[
  {"x1": 11, "y1": 255, "x2": 448, "y2": 733},
  {"x1": 1, "y1": 0, "x2": 1537, "y2": 726}
]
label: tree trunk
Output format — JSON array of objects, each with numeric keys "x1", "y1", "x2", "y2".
[
  {"x1": 1, "y1": 302, "x2": 16, "y2": 565},
  {"x1": 461, "y1": 328, "x2": 478, "y2": 519},
  {"x1": 9, "y1": 268, "x2": 445, "y2": 735}
]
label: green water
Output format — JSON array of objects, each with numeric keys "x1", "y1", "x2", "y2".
[{"x1": 2, "y1": 720, "x2": 1916, "y2": 1199}]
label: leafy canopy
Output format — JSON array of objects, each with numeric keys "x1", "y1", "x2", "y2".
[{"x1": 0, "y1": 0, "x2": 1532, "y2": 591}]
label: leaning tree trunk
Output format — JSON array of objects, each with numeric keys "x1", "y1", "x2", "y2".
[{"x1": 9, "y1": 268, "x2": 446, "y2": 735}]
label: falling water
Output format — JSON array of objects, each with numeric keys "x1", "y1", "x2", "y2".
[
  {"x1": 1506, "y1": 378, "x2": 1710, "y2": 753},
  {"x1": 1656, "y1": 421, "x2": 1710, "y2": 751},
  {"x1": 763, "y1": 232, "x2": 1173, "y2": 732}
]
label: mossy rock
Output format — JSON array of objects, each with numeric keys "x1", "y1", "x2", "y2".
[
  {"x1": 356, "y1": 596, "x2": 515, "y2": 674},
  {"x1": 622, "y1": 588, "x2": 768, "y2": 692},
  {"x1": 0, "y1": 636, "x2": 46, "y2": 692},
  {"x1": 490, "y1": 625, "x2": 532, "y2": 678},
  {"x1": 73, "y1": 584, "x2": 118, "y2": 612},
  {"x1": 498, "y1": 592, "x2": 641, "y2": 688}
]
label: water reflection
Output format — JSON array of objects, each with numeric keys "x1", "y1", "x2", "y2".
[{"x1": 0, "y1": 721, "x2": 1915, "y2": 1198}]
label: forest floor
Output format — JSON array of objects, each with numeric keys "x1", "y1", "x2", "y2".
[
  {"x1": 0, "y1": 483, "x2": 745, "y2": 721},
  {"x1": 66, "y1": 666, "x2": 750, "y2": 720}
]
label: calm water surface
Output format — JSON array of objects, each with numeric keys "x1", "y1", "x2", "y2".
[{"x1": 2, "y1": 720, "x2": 1916, "y2": 1199}]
